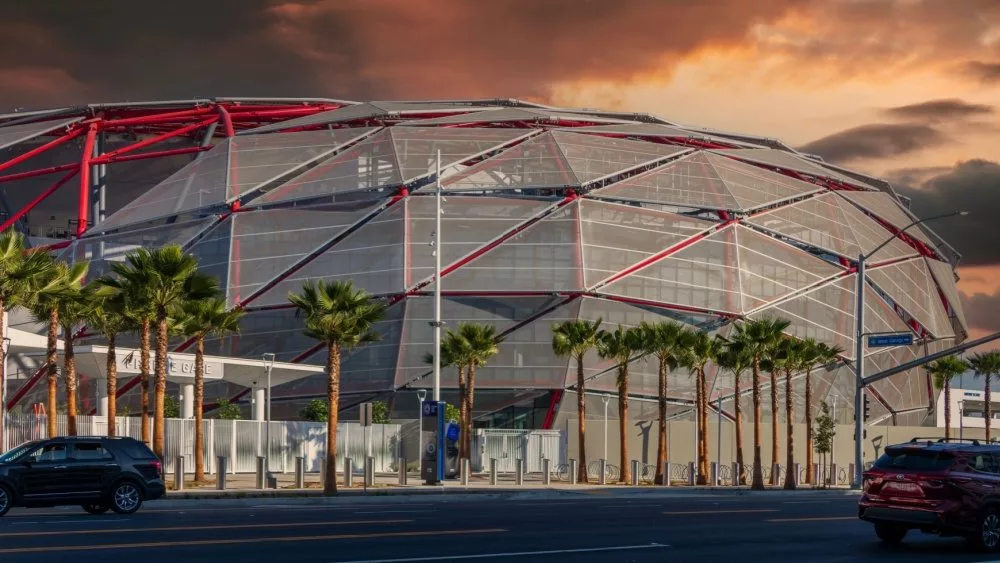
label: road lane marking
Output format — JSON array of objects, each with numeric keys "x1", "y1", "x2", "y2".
[
  {"x1": 10, "y1": 519, "x2": 131, "y2": 525},
  {"x1": 662, "y1": 509, "x2": 779, "y2": 515},
  {"x1": 0, "y1": 519, "x2": 411, "y2": 538},
  {"x1": 354, "y1": 510, "x2": 433, "y2": 515},
  {"x1": 0, "y1": 528, "x2": 508, "y2": 554},
  {"x1": 783, "y1": 501, "x2": 831, "y2": 504},
  {"x1": 766, "y1": 516, "x2": 858, "y2": 522},
  {"x1": 331, "y1": 542, "x2": 670, "y2": 562}
]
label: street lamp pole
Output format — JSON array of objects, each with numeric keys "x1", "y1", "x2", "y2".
[
  {"x1": 262, "y1": 353, "x2": 275, "y2": 477},
  {"x1": 852, "y1": 210, "x2": 967, "y2": 488},
  {"x1": 602, "y1": 394, "x2": 610, "y2": 463},
  {"x1": 959, "y1": 400, "x2": 965, "y2": 441},
  {"x1": 0, "y1": 335, "x2": 10, "y2": 453},
  {"x1": 433, "y1": 149, "x2": 442, "y2": 403}
]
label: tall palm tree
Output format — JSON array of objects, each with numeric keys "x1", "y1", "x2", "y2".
[
  {"x1": 716, "y1": 345, "x2": 751, "y2": 485},
  {"x1": 763, "y1": 342, "x2": 790, "y2": 485},
  {"x1": 727, "y1": 318, "x2": 791, "y2": 490},
  {"x1": 638, "y1": 320, "x2": 691, "y2": 485},
  {"x1": 58, "y1": 282, "x2": 95, "y2": 436},
  {"x1": 87, "y1": 283, "x2": 134, "y2": 437},
  {"x1": 177, "y1": 297, "x2": 243, "y2": 481},
  {"x1": 106, "y1": 246, "x2": 217, "y2": 456},
  {"x1": 929, "y1": 355, "x2": 971, "y2": 440},
  {"x1": 596, "y1": 325, "x2": 643, "y2": 484},
  {"x1": 288, "y1": 280, "x2": 384, "y2": 495},
  {"x1": 457, "y1": 323, "x2": 501, "y2": 463},
  {"x1": 776, "y1": 339, "x2": 805, "y2": 490},
  {"x1": 970, "y1": 351, "x2": 1000, "y2": 442},
  {"x1": 424, "y1": 335, "x2": 469, "y2": 459},
  {"x1": 800, "y1": 341, "x2": 841, "y2": 484},
  {"x1": 0, "y1": 232, "x2": 53, "y2": 448},
  {"x1": 551, "y1": 318, "x2": 602, "y2": 484},
  {"x1": 682, "y1": 331, "x2": 721, "y2": 485}
]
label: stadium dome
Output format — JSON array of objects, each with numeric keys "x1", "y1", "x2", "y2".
[{"x1": 0, "y1": 99, "x2": 966, "y2": 426}]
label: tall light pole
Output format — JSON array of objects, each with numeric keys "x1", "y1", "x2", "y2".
[
  {"x1": 262, "y1": 353, "x2": 275, "y2": 478},
  {"x1": 602, "y1": 394, "x2": 610, "y2": 463},
  {"x1": 852, "y1": 210, "x2": 967, "y2": 488},
  {"x1": 959, "y1": 399, "x2": 965, "y2": 441},
  {"x1": 0, "y1": 335, "x2": 10, "y2": 453},
  {"x1": 432, "y1": 149, "x2": 442, "y2": 403}
]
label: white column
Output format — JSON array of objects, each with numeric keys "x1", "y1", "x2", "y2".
[
  {"x1": 96, "y1": 381, "x2": 109, "y2": 417},
  {"x1": 181, "y1": 383, "x2": 194, "y2": 419},
  {"x1": 252, "y1": 387, "x2": 265, "y2": 422}
]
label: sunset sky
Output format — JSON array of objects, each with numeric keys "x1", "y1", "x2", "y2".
[{"x1": 3, "y1": 0, "x2": 1000, "y2": 342}]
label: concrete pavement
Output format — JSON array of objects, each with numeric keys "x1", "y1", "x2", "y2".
[{"x1": 0, "y1": 490, "x2": 991, "y2": 562}]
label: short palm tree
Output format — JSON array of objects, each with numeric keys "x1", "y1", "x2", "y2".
[
  {"x1": 800, "y1": 341, "x2": 841, "y2": 484},
  {"x1": 551, "y1": 318, "x2": 602, "y2": 484},
  {"x1": 87, "y1": 283, "x2": 135, "y2": 437},
  {"x1": 638, "y1": 320, "x2": 691, "y2": 485},
  {"x1": 728, "y1": 318, "x2": 791, "y2": 490},
  {"x1": 682, "y1": 331, "x2": 721, "y2": 485},
  {"x1": 597, "y1": 325, "x2": 643, "y2": 484},
  {"x1": 288, "y1": 280, "x2": 385, "y2": 495},
  {"x1": 457, "y1": 323, "x2": 501, "y2": 463},
  {"x1": 429, "y1": 328, "x2": 472, "y2": 460},
  {"x1": 58, "y1": 282, "x2": 95, "y2": 436},
  {"x1": 716, "y1": 344, "x2": 751, "y2": 485},
  {"x1": 178, "y1": 297, "x2": 243, "y2": 481},
  {"x1": 929, "y1": 355, "x2": 971, "y2": 440},
  {"x1": 970, "y1": 351, "x2": 1000, "y2": 442}
]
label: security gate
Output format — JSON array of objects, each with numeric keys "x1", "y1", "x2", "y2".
[{"x1": 474, "y1": 429, "x2": 564, "y2": 473}]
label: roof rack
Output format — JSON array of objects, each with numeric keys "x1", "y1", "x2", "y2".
[{"x1": 908, "y1": 437, "x2": 981, "y2": 446}]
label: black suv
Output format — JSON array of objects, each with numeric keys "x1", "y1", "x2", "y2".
[{"x1": 0, "y1": 436, "x2": 165, "y2": 517}]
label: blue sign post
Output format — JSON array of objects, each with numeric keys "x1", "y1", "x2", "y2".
[
  {"x1": 868, "y1": 333, "x2": 914, "y2": 348},
  {"x1": 420, "y1": 400, "x2": 446, "y2": 485}
]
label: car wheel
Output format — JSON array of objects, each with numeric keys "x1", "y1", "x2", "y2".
[
  {"x1": 110, "y1": 481, "x2": 143, "y2": 515},
  {"x1": 874, "y1": 523, "x2": 907, "y2": 545},
  {"x1": 974, "y1": 508, "x2": 1000, "y2": 552},
  {"x1": 82, "y1": 503, "x2": 110, "y2": 515},
  {"x1": 0, "y1": 485, "x2": 11, "y2": 517}
]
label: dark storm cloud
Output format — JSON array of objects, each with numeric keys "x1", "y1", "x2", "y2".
[
  {"x1": 882, "y1": 99, "x2": 995, "y2": 123},
  {"x1": 961, "y1": 291, "x2": 1000, "y2": 333},
  {"x1": 797, "y1": 123, "x2": 947, "y2": 163},
  {"x1": 960, "y1": 61, "x2": 1000, "y2": 84}
]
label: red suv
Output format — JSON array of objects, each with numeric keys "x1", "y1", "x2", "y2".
[{"x1": 860, "y1": 438, "x2": 1000, "y2": 550}]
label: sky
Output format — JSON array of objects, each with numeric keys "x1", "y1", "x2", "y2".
[{"x1": 2, "y1": 0, "x2": 1000, "y2": 343}]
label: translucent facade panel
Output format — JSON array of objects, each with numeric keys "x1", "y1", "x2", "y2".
[
  {"x1": 0, "y1": 117, "x2": 80, "y2": 150},
  {"x1": 752, "y1": 275, "x2": 857, "y2": 358},
  {"x1": 868, "y1": 258, "x2": 953, "y2": 338},
  {"x1": 442, "y1": 203, "x2": 583, "y2": 292},
  {"x1": 245, "y1": 102, "x2": 471, "y2": 134},
  {"x1": 255, "y1": 129, "x2": 398, "y2": 205},
  {"x1": 389, "y1": 127, "x2": 531, "y2": 183},
  {"x1": 226, "y1": 204, "x2": 378, "y2": 306},
  {"x1": 566, "y1": 123, "x2": 738, "y2": 145},
  {"x1": 591, "y1": 152, "x2": 741, "y2": 209},
  {"x1": 866, "y1": 344, "x2": 931, "y2": 413},
  {"x1": 735, "y1": 225, "x2": 842, "y2": 312},
  {"x1": 713, "y1": 148, "x2": 867, "y2": 188},
  {"x1": 395, "y1": 296, "x2": 555, "y2": 388},
  {"x1": 403, "y1": 108, "x2": 593, "y2": 126},
  {"x1": 201, "y1": 308, "x2": 317, "y2": 363},
  {"x1": 186, "y1": 219, "x2": 233, "y2": 294},
  {"x1": 226, "y1": 128, "x2": 377, "y2": 199},
  {"x1": 707, "y1": 152, "x2": 823, "y2": 209},
  {"x1": 837, "y1": 190, "x2": 936, "y2": 248},
  {"x1": 600, "y1": 226, "x2": 742, "y2": 314},
  {"x1": 97, "y1": 144, "x2": 230, "y2": 232},
  {"x1": 407, "y1": 196, "x2": 553, "y2": 287},
  {"x1": 253, "y1": 203, "x2": 404, "y2": 305},
  {"x1": 441, "y1": 132, "x2": 575, "y2": 191},
  {"x1": 925, "y1": 258, "x2": 968, "y2": 334},
  {"x1": 863, "y1": 286, "x2": 913, "y2": 353},
  {"x1": 334, "y1": 303, "x2": 406, "y2": 393},
  {"x1": 550, "y1": 130, "x2": 688, "y2": 184},
  {"x1": 63, "y1": 218, "x2": 215, "y2": 282},
  {"x1": 580, "y1": 199, "x2": 713, "y2": 288},
  {"x1": 837, "y1": 196, "x2": 916, "y2": 262}
]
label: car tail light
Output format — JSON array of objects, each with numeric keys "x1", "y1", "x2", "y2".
[{"x1": 152, "y1": 459, "x2": 162, "y2": 477}]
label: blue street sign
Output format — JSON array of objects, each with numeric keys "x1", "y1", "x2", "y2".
[{"x1": 868, "y1": 333, "x2": 914, "y2": 348}]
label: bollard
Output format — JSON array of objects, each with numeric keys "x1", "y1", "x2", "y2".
[
  {"x1": 848, "y1": 463, "x2": 856, "y2": 487},
  {"x1": 542, "y1": 458, "x2": 551, "y2": 485},
  {"x1": 812, "y1": 463, "x2": 819, "y2": 486},
  {"x1": 569, "y1": 459, "x2": 578, "y2": 485},
  {"x1": 345, "y1": 457, "x2": 354, "y2": 487},
  {"x1": 687, "y1": 462, "x2": 695, "y2": 486},
  {"x1": 365, "y1": 456, "x2": 375, "y2": 488},
  {"x1": 662, "y1": 462, "x2": 671, "y2": 487},
  {"x1": 710, "y1": 462, "x2": 718, "y2": 486},
  {"x1": 460, "y1": 459, "x2": 470, "y2": 486},
  {"x1": 489, "y1": 458, "x2": 498, "y2": 486},
  {"x1": 599, "y1": 459, "x2": 607, "y2": 485},
  {"x1": 793, "y1": 463, "x2": 801, "y2": 486},
  {"x1": 515, "y1": 458, "x2": 524, "y2": 486},
  {"x1": 772, "y1": 463, "x2": 780, "y2": 486},
  {"x1": 216, "y1": 456, "x2": 227, "y2": 490},
  {"x1": 255, "y1": 456, "x2": 266, "y2": 490},
  {"x1": 829, "y1": 463, "x2": 837, "y2": 486},
  {"x1": 398, "y1": 457, "x2": 408, "y2": 486},
  {"x1": 630, "y1": 460, "x2": 640, "y2": 486},
  {"x1": 295, "y1": 457, "x2": 305, "y2": 489},
  {"x1": 174, "y1": 456, "x2": 184, "y2": 491}
]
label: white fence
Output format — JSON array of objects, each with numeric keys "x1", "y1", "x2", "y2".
[
  {"x1": 474, "y1": 429, "x2": 565, "y2": 473},
  {"x1": 3, "y1": 414, "x2": 401, "y2": 475}
]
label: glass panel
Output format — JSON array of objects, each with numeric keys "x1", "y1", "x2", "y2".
[
  {"x1": 599, "y1": 225, "x2": 742, "y2": 314},
  {"x1": 837, "y1": 190, "x2": 936, "y2": 248},
  {"x1": 713, "y1": 148, "x2": 866, "y2": 188},
  {"x1": 407, "y1": 196, "x2": 554, "y2": 287},
  {"x1": 925, "y1": 258, "x2": 968, "y2": 333},
  {"x1": 402, "y1": 108, "x2": 576, "y2": 127},
  {"x1": 580, "y1": 199, "x2": 713, "y2": 288},
  {"x1": 0, "y1": 117, "x2": 80, "y2": 150},
  {"x1": 389, "y1": 127, "x2": 531, "y2": 183},
  {"x1": 590, "y1": 152, "x2": 742, "y2": 210},
  {"x1": 868, "y1": 258, "x2": 953, "y2": 338},
  {"x1": 201, "y1": 308, "x2": 316, "y2": 362},
  {"x1": 551, "y1": 130, "x2": 688, "y2": 184},
  {"x1": 747, "y1": 192, "x2": 864, "y2": 259},
  {"x1": 706, "y1": 152, "x2": 822, "y2": 209},
  {"x1": 244, "y1": 104, "x2": 382, "y2": 134},
  {"x1": 836, "y1": 195, "x2": 916, "y2": 262},
  {"x1": 863, "y1": 285, "x2": 912, "y2": 349},
  {"x1": 441, "y1": 203, "x2": 583, "y2": 291},
  {"x1": 186, "y1": 219, "x2": 233, "y2": 295},
  {"x1": 867, "y1": 343, "x2": 931, "y2": 413},
  {"x1": 750, "y1": 275, "x2": 856, "y2": 358},
  {"x1": 440, "y1": 132, "x2": 576, "y2": 191},
  {"x1": 566, "y1": 123, "x2": 738, "y2": 145},
  {"x1": 253, "y1": 203, "x2": 405, "y2": 306},
  {"x1": 337, "y1": 302, "x2": 405, "y2": 393}
]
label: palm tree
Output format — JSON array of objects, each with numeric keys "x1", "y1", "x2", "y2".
[
  {"x1": 716, "y1": 345, "x2": 751, "y2": 485},
  {"x1": 87, "y1": 283, "x2": 135, "y2": 437},
  {"x1": 728, "y1": 318, "x2": 791, "y2": 490},
  {"x1": 0, "y1": 232, "x2": 53, "y2": 448},
  {"x1": 638, "y1": 320, "x2": 691, "y2": 485},
  {"x1": 178, "y1": 297, "x2": 243, "y2": 481},
  {"x1": 105, "y1": 246, "x2": 217, "y2": 456},
  {"x1": 682, "y1": 331, "x2": 721, "y2": 485},
  {"x1": 424, "y1": 334, "x2": 469, "y2": 459},
  {"x1": 800, "y1": 341, "x2": 841, "y2": 484},
  {"x1": 969, "y1": 351, "x2": 1000, "y2": 442},
  {"x1": 58, "y1": 282, "x2": 95, "y2": 436},
  {"x1": 596, "y1": 325, "x2": 643, "y2": 484},
  {"x1": 288, "y1": 280, "x2": 385, "y2": 495},
  {"x1": 776, "y1": 339, "x2": 805, "y2": 490},
  {"x1": 929, "y1": 355, "x2": 971, "y2": 440},
  {"x1": 763, "y1": 343, "x2": 789, "y2": 485},
  {"x1": 456, "y1": 323, "x2": 501, "y2": 463},
  {"x1": 551, "y1": 319, "x2": 602, "y2": 484}
]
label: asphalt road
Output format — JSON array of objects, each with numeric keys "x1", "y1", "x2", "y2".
[{"x1": 0, "y1": 491, "x2": 994, "y2": 562}]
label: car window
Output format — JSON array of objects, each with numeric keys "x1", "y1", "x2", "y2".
[
  {"x1": 119, "y1": 440, "x2": 157, "y2": 460},
  {"x1": 0, "y1": 441, "x2": 40, "y2": 463},
  {"x1": 27, "y1": 443, "x2": 68, "y2": 463},
  {"x1": 70, "y1": 443, "x2": 114, "y2": 461},
  {"x1": 875, "y1": 450, "x2": 954, "y2": 471},
  {"x1": 972, "y1": 454, "x2": 997, "y2": 473}
]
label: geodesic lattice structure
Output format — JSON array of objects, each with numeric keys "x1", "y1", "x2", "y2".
[{"x1": 0, "y1": 99, "x2": 966, "y2": 424}]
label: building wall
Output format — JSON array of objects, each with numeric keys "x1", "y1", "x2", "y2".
[{"x1": 936, "y1": 387, "x2": 1000, "y2": 429}]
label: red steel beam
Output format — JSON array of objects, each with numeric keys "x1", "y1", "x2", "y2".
[
  {"x1": 100, "y1": 107, "x2": 214, "y2": 128},
  {"x1": 96, "y1": 145, "x2": 211, "y2": 165},
  {"x1": 0, "y1": 168, "x2": 78, "y2": 233},
  {"x1": 0, "y1": 162, "x2": 79, "y2": 184},
  {"x1": 96, "y1": 117, "x2": 217, "y2": 162},
  {"x1": 77, "y1": 125, "x2": 98, "y2": 237},
  {"x1": 0, "y1": 127, "x2": 85, "y2": 175},
  {"x1": 217, "y1": 106, "x2": 235, "y2": 137}
]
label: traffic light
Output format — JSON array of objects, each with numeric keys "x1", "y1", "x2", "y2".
[{"x1": 863, "y1": 393, "x2": 871, "y2": 421}]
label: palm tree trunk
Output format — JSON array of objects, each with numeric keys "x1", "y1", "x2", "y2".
[
  {"x1": 107, "y1": 333, "x2": 118, "y2": 437},
  {"x1": 64, "y1": 327, "x2": 77, "y2": 436},
  {"x1": 457, "y1": 365, "x2": 467, "y2": 462},
  {"x1": 783, "y1": 369, "x2": 796, "y2": 490},
  {"x1": 804, "y1": 368, "x2": 813, "y2": 485},
  {"x1": 0, "y1": 307, "x2": 5, "y2": 452},
  {"x1": 770, "y1": 370, "x2": 778, "y2": 485},
  {"x1": 694, "y1": 373, "x2": 702, "y2": 484},
  {"x1": 655, "y1": 357, "x2": 668, "y2": 485},
  {"x1": 465, "y1": 364, "x2": 476, "y2": 467},
  {"x1": 698, "y1": 369, "x2": 709, "y2": 485},
  {"x1": 986, "y1": 376, "x2": 992, "y2": 443},
  {"x1": 140, "y1": 318, "x2": 151, "y2": 445},
  {"x1": 944, "y1": 379, "x2": 951, "y2": 440},
  {"x1": 751, "y1": 361, "x2": 764, "y2": 490},
  {"x1": 618, "y1": 365, "x2": 631, "y2": 484},
  {"x1": 735, "y1": 371, "x2": 745, "y2": 485},
  {"x1": 324, "y1": 342, "x2": 341, "y2": 496},
  {"x1": 576, "y1": 355, "x2": 588, "y2": 484},
  {"x1": 45, "y1": 308, "x2": 58, "y2": 437},
  {"x1": 194, "y1": 335, "x2": 206, "y2": 482},
  {"x1": 153, "y1": 314, "x2": 168, "y2": 457}
]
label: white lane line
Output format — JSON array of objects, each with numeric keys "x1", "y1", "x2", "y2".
[
  {"x1": 331, "y1": 543, "x2": 669, "y2": 563},
  {"x1": 10, "y1": 519, "x2": 131, "y2": 525},
  {"x1": 783, "y1": 501, "x2": 831, "y2": 505},
  {"x1": 353, "y1": 510, "x2": 433, "y2": 515}
]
